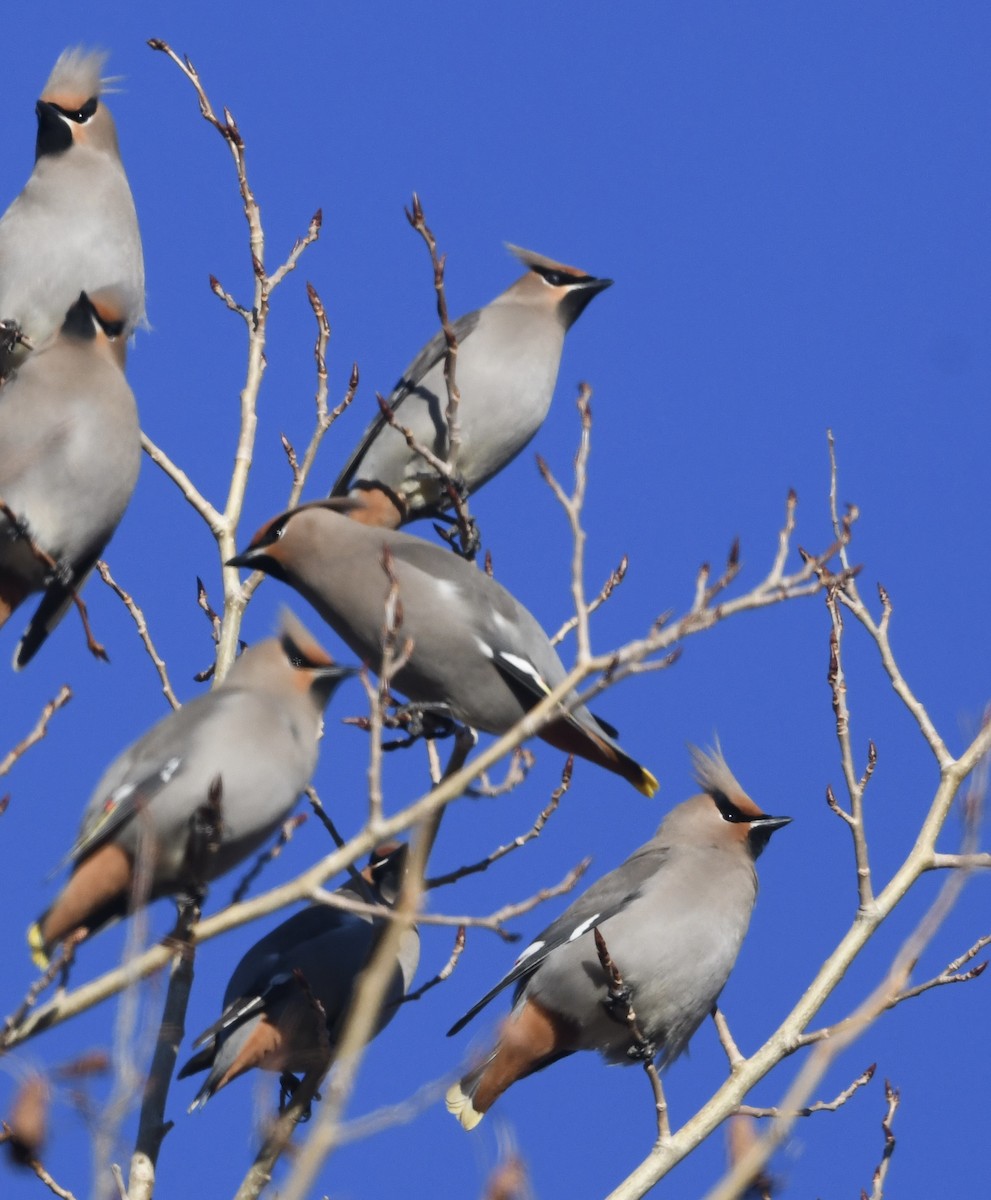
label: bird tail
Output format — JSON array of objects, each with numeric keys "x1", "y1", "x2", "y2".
[
  {"x1": 27, "y1": 922, "x2": 50, "y2": 972},
  {"x1": 540, "y1": 716, "x2": 659, "y2": 797},
  {"x1": 176, "y1": 1044, "x2": 215, "y2": 1082},
  {"x1": 445, "y1": 1061, "x2": 491, "y2": 1131}
]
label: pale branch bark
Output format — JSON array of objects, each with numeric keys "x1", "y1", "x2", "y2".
[
  {"x1": 697, "y1": 753, "x2": 986, "y2": 1200},
  {"x1": 427, "y1": 757, "x2": 572, "y2": 888},
  {"x1": 405, "y1": 193, "x2": 463, "y2": 471},
  {"x1": 824, "y1": 585, "x2": 875, "y2": 909},
  {"x1": 711, "y1": 1006, "x2": 745, "y2": 1072},
  {"x1": 138, "y1": 433, "x2": 223, "y2": 532},
  {"x1": 125, "y1": 938, "x2": 195, "y2": 1200},
  {"x1": 826, "y1": 433, "x2": 950, "y2": 769},
  {"x1": 127, "y1": 781, "x2": 221, "y2": 1200},
  {"x1": 146, "y1": 39, "x2": 324, "y2": 683},
  {"x1": 537, "y1": 385, "x2": 594, "y2": 663},
  {"x1": 229, "y1": 814, "x2": 307, "y2": 905},
  {"x1": 240, "y1": 299, "x2": 358, "y2": 609},
  {"x1": 371, "y1": 391, "x2": 479, "y2": 556},
  {"x1": 603, "y1": 459, "x2": 991, "y2": 1199},
  {"x1": 231, "y1": 1066, "x2": 325, "y2": 1200},
  {"x1": 0, "y1": 685, "x2": 72, "y2": 779},
  {"x1": 398, "y1": 926, "x2": 466, "y2": 1005},
  {"x1": 723, "y1": 1116, "x2": 773, "y2": 1200},
  {"x1": 465, "y1": 747, "x2": 534, "y2": 797},
  {"x1": 736, "y1": 1062, "x2": 876, "y2": 1118},
  {"x1": 277, "y1": 830, "x2": 430, "y2": 1200},
  {"x1": 3, "y1": 512, "x2": 849, "y2": 1055},
  {"x1": 313, "y1": 858, "x2": 587, "y2": 941},
  {"x1": 551, "y1": 554, "x2": 628, "y2": 647},
  {"x1": 861, "y1": 1078, "x2": 899, "y2": 1200},
  {"x1": 96, "y1": 561, "x2": 179, "y2": 710},
  {"x1": 2, "y1": 934, "x2": 83, "y2": 1039},
  {"x1": 593, "y1": 928, "x2": 670, "y2": 1145},
  {"x1": 0, "y1": 1127, "x2": 80, "y2": 1200}
]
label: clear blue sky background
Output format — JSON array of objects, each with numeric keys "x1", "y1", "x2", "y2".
[{"x1": 2, "y1": 5, "x2": 989, "y2": 1198}]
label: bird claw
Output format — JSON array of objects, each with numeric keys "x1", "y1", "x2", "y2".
[
  {"x1": 602, "y1": 982, "x2": 634, "y2": 1023},
  {"x1": 0, "y1": 318, "x2": 22, "y2": 355},
  {"x1": 2, "y1": 507, "x2": 33, "y2": 543},
  {"x1": 52, "y1": 556, "x2": 75, "y2": 587},
  {"x1": 278, "y1": 1071, "x2": 321, "y2": 1119},
  {"x1": 625, "y1": 1038, "x2": 657, "y2": 1063},
  {"x1": 383, "y1": 702, "x2": 460, "y2": 748}
]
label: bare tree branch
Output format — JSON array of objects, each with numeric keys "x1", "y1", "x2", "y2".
[
  {"x1": 861, "y1": 1079, "x2": 899, "y2": 1200},
  {"x1": 0, "y1": 685, "x2": 72, "y2": 780},
  {"x1": 96, "y1": 561, "x2": 179, "y2": 710}
]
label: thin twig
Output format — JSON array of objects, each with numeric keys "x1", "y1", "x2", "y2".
[
  {"x1": 551, "y1": 555, "x2": 628, "y2": 647},
  {"x1": 428, "y1": 758, "x2": 572, "y2": 888},
  {"x1": 0, "y1": 685, "x2": 72, "y2": 779},
  {"x1": 711, "y1": 1006, "x2": 745, "y2": 1071},
  {"x1": 398, "y1": 927, "x2": 467, "y2": 1005},
  {"x1": 825, "y1": 584, "x2": 875, "y2": 910},
  {"x1": 97, "y1": 562, "x2": 179, "y2": 709},
  {"x1": 861, "y1": 1079, "x2": 899, "y2": 1200},
  {"x1": 737, "y1": 1062, "x2": 876, "y2": 1117},
  {"x1": 536, "y1": 385, "x2": 594, "y2": 663},
  {"x1": 230, "y1": 814, "x2": 307, "y2": 904},
  {"x1": 593, "y1": 928, "x2": 670, "y2": 1145}
]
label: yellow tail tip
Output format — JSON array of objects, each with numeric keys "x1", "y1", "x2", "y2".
[
  {"x1": 27, "y1": 923, "x2": 50, "y2": 972},
  {"x1": 445, "y1": 1081, "x2": 484, "y2": 1131},
  {"x1": 637, "y1": 768, "x2": 660, "y2": 798}
]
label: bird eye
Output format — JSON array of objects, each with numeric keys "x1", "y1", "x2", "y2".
[
  {"x1": 53, "y1": 97, "x2": 99, "y2": 124},
  {"x1": 713, "y1": 795, "x2": 746, "y2": 823},
  {"x1": 541, "y1": 269, "x2": 570, "y2": 287}
]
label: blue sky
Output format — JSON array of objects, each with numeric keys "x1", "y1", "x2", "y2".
[{"x1": 2, "y1": 5, "x2": 989, "y2": 1198}]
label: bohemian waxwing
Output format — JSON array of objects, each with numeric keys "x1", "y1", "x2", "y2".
[
  {"x1": 179, "y1": 842, "x2": 419, "y2": 1110},
  {"x1": 0, "y1": 290, "x2": 140, "y2": 669},
  {"x1": 28, "y1": 612, "x2": 354, "y2": 968},
  {"x1": 229, "y1": 500, "x2": 657, "y2": 796},
  {"x1": 330, "y1": 245, "x2": 612, "y2": 528},
  {"x1": 0, "y1": 47, "x2": 144, "y2": 373},
  {"x1": 445, "y1": 746, "x2": 790, "y2": 1128}
]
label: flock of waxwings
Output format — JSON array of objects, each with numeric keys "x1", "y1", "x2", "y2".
[{"x1": 0, "y1": 49, "x2": 791, "y2": 1139}]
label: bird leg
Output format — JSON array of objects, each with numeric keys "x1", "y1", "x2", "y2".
[
  {"x1": 277, "y1": 1071, "x2": 322, "y2": 1119},
  {"x1": 179, "y1": 777, "x2": 225, "y2": 899}
]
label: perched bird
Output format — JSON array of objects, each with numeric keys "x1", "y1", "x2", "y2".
[
  {"x1": 229, "y1": 500, "x2": 657, "y2": 796},
  {"x1": 330, "y1": 245, "x2": 612, "y2": 527},
  {"x1": 28, "y1": 612, "x2": 353, "y2": 968},
  {"x1": 445, "y1": 746, "x2": 790, "y2": 1129},
  {"x1": 0, "y1": 47, "x2": 144, "y2": 374},
  {"x1": 179, "y1": 842, "x2": 419, "y2": 1110},
  {"x1": 0, "y1": 289, "x2": 140, "y2": 668}
]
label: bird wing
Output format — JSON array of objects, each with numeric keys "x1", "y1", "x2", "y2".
[
  {"x1": 54, "y1": 753, "x2": 188, "y2": 871},
  {"x1": 330, "y1": 309, "x2": 481, "y2": 495},
  {"x1": 491, "y1": 646, "x2": 621, "y2": 743},
  {"x1": 447, "y1": 844, "x2": 669, "y2": 1036}
]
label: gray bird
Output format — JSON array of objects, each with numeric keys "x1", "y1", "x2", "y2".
[
  {"x1": 28, "y1": 612, "x2": 354, "y2": 968},
  {"x1": 445, "y1": 746, "x2": 790, "y2": 1128},
  {"x1": 330, "y1": 245, "x2": 612, "y2": 528},
  {"x1": 178, "y1": 842, "x2": 419, "y2": 1110},
  {"x1": 0, "y1": 47, "x2": 144, "y2": 374},
  {"x1": 0, "y1": 289, "x2": 140, "y2": 669},
  {"x1": 229, "y1": 500, "x2": 657, "y2": 796}
]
